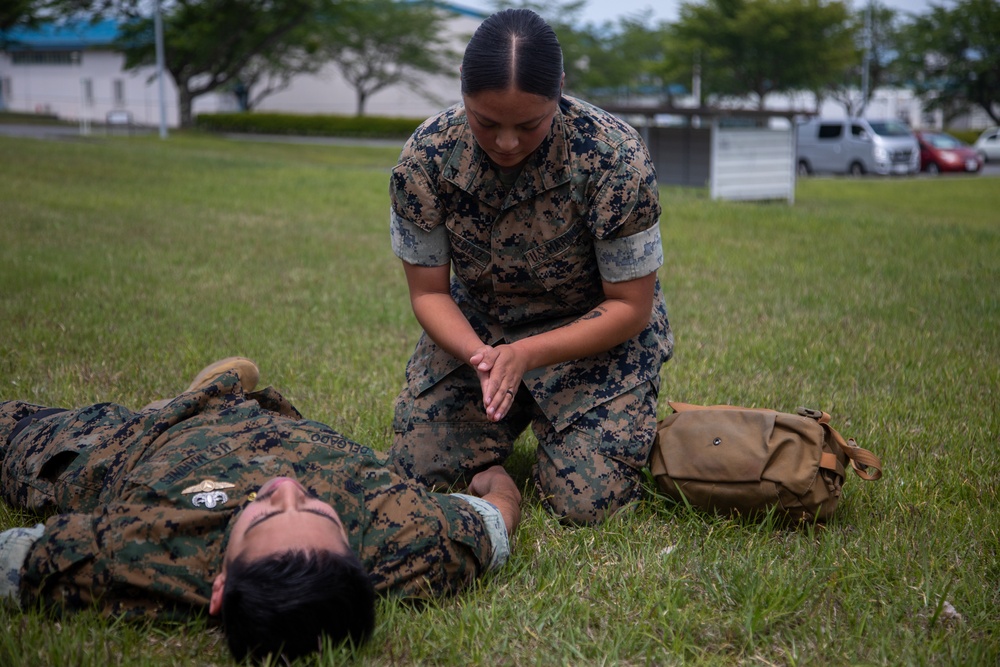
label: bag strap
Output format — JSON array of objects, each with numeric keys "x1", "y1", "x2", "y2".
[
  {"x1": 797, "y1": 407, "x2": 883, "y2": 481},
  {"x1": 833, "y1": 432, "x2": 883, "y2": 481}
]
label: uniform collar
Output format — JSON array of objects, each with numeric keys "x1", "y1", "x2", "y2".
[{"x1": 441, "y1": 101, "x2": 573, "y2": 210}]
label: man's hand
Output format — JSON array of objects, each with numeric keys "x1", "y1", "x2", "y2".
[{"x1": 468, "y1": 466, "x2": 521, "y2": 537}]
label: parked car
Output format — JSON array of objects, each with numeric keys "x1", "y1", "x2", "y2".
[
  {"x1": 796, "y1": 117, "x2": 920, "y2": 176},
  {"x1": 973, "y1": 127, "x2": 1000, "y2": 163},
  {"x1": 915, "y1": 131, "x2": 983, "y2": 174}
]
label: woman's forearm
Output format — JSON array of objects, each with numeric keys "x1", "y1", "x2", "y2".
[{"x1": 510, "y1": 272, "x2": 657, "y2": 371}]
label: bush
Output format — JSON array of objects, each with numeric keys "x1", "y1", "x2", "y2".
[
  {"x1": 945, "y1": 128, "x2": 984, "y2": 145},
  {"x1": 194, "y1": 112, "x2": 423, "y2": 139}
]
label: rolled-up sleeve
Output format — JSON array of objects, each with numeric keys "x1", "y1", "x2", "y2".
[
  {"x1": 390, "y1": 209, "x2": 450, "y2": 266},
  {"x1": 595, "y1": 224, "x2": 664, "y2": 282},
  {"x1": 450, "y1": 494, "x2": 509, "y2": 572}
]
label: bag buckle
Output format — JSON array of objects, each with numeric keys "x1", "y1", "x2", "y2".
[{"x1": 797, "y1": 406, "x2": 823, "y2": 420}]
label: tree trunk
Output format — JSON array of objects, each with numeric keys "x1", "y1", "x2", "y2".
[{"x1": 179, "y1": 86, "x2": 195, "y2": 128}]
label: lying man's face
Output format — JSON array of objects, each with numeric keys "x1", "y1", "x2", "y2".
[{"x1": 208, "y1": 476, "x2": 350, "y2": 614}]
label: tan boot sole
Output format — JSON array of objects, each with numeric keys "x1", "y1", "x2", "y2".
[{"x1": 185, "y1": 357, "x2": 260, "y2": 394}]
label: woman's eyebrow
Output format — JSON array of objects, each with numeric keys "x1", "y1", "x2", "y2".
[{"x1": 471, "y1": 109, "x2": 549, "y2": 126}]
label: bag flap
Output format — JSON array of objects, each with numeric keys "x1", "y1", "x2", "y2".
[{"x1": 657, "y1": 409, "x2": 777, "y2": 483}]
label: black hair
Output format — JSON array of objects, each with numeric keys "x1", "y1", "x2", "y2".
[
  {"x1": 221, "y1": 549, "x2": 376, "y2": 663},
  {"x1": 461, "y1": 8, "x2": 563, "y2": 99}
]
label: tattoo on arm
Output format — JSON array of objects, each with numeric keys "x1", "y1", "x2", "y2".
[{"x1": 578, "y1": 306, "x2": 608, "y2": 322}]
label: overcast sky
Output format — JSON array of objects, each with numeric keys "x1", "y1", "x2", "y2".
[{"x1": 455, "y1": 0, "x2": 944, "y2": 26}]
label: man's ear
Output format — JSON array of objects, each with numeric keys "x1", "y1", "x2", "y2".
[{"x1": 209, "y1": 572, "x2": 226, "y2": 616}]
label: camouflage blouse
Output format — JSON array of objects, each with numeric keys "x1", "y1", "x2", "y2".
[
  {"x1": 8, "y1": 372, "x2": 492, "y2": 620},
  {"x1": 390, "y1": 95, "x2": 674, "y2": 429}
]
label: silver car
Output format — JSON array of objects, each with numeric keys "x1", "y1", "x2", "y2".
[{"x1": 973, "y1": 128, "x2": 1000, "y2": 163}]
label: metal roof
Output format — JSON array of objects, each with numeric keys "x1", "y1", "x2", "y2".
[{"x1": 1, "y1": 19, "x2": 120, "y2": 51}]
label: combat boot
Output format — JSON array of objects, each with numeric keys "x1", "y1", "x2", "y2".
[{"x1": 142, "y1": 357, "x2": 260, "y2": 411}]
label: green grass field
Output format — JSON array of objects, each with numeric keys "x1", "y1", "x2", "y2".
[{"x1": 1, "y1": 133, "x2": 997, "y2": 666}]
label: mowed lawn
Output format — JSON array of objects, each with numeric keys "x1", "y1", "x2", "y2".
[{"x1": 1, "y1": 132, "x2": 997, "y2": 666}]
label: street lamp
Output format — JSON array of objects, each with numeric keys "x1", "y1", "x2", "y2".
[{"x1": 154, "y1": 0, "x2": 168, "y2": 138}]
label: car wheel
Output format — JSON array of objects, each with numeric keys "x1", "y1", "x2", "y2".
[
  {"x1": 978, "y1": 151, "x2": 989, "y2": 164},
  {"x1": 849, "y1": 161, "x2": 865, "y2": 177},
  {"x1": 797, "y1": 160, "x2": 811, "y2": 176},
  {"x1": 926, "y1": 162, "x2": 940, "y2": 175}
]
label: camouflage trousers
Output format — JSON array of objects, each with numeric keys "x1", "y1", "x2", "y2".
[
  {"x1": 389, "y1": 366, "x2": 660, "y2": 525},
  {"x1": 0, "y1": 400, "x2": 137, "y2": 514}
]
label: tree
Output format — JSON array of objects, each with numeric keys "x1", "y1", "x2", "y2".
[
  {"x1": 895, "y1": 0, "x2": 1000, "y2": 125},
  {"x1": 230, "y1": 26, "x2": 325, "y2": 111},
  {"x1": 568, "y1": 13, "x2": 672, "y2": 104},
  {"x1": 665, "y1": 0, "x2": 854, "y2": 109},
  {"x1": 116, "y1": 0, "x2": 340, "y2": 127},
  {"x1": 318, "y1": 0, "x2": 458, "y2": 116},
  {"x1": 1, "y1": 0, "x2": 40, "y2": 32},
  {"x1": 824, "y1": 1, "x2": 901, "y2": 117}
]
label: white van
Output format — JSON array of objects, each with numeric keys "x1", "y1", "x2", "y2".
[{"x1": 796, "y1": 118, "x2": 920, "y2": 176}]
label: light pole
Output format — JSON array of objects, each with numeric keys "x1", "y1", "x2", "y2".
[{"x1": 154, "y1": 0, "x2": 168, "y2": 138}]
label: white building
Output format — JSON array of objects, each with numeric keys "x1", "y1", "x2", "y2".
[
  {"x1": 1, "y1": 20, "x2": 204, "y2": 127},
  {"x1": 2, "y1": 9, "x2": 990, "y2": 132},
  {"x1": 0, "y1": 4, "x2": 486, "y2": 128}
]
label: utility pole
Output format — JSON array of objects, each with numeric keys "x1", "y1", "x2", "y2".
[
  {"x1": 154, "y1": 0, "x2": 168, "y2": 139},
  {"x1": 859, "y1": 0, "x2": 873, "y2": 118}
]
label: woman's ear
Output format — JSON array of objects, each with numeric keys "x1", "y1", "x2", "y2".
[{"x1": 209, "y1": 572, "x2": 226, "y2": 616}]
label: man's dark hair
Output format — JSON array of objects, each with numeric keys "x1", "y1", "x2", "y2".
[
  {"x1": 461, "y1": 8, "x2": 563, "y2": 99},
  {"x1": 221, "y1": 549, "x2": 376, "y2": 663}
]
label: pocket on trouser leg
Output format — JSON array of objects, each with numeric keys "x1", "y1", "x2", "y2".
[{"x1": 1, "y1": 403, "x2": 130, "y2": 513}]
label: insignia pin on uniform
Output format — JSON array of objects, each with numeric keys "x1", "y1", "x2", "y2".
[
  {"x1": 182, "y1": 480, "x2": 235, "y2": 509},
  {"x1": 191, "y1": 491, "x2": 229, "y2": 508},
  {"x1": 181, "y1": 479, "x2": 235, "y2": 494}
]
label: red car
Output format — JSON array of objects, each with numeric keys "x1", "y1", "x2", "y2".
[{"x1": 915, "y1": 131, "x2": 983, "y2": 174}]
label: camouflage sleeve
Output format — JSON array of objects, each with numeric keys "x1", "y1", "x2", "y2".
[
  {"x1": 0, "y1": 524, "x2": 44, "y2": 606},
  {"x1": 20, "y1": 503, "x2": 222, "y2": 619},
  {"x1": 450, "y1": 494, "x2": 509, "y2": 571},
  {"x1": 588, "y1": 136, "x2": 661, "y2": 241},
  {"x1": 363, "y1": 486, "x2": 492, "y2": 599},
  {"x1": 390, "y1": 208, "x2": 450, "y2": 266},
  {"x1": 389, "y1": 143, "x2": 443, "y2": 234},
  {"x1": 594, "y1": 224, "x2": 664, "y2": 283}
]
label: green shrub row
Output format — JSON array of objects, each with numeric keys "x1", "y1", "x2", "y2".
[
  {"x1": 946, "y1": 128, "x2": 985, "y2": 145},
  {"x1": 191, "y1": 112, "x2": 991, "y2": 146},
  {"x1": 194, "y1": 111, "x2": 424, "y2": 138}
]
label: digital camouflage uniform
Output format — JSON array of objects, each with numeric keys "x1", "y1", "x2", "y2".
[
  {"x1": 389, "y1": 94, "x2": 674, "y2": 524},
  {"x1": 0, "y1": 371, "x2": 494, "y2": 619}
]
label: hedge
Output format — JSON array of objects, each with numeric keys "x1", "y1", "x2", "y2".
[
  {"x1": 194, "y1": 112, "x2": 424, "y2": 139},
  {"x1": 190, "y1": 111, "x2": 995, "y2": 146}
]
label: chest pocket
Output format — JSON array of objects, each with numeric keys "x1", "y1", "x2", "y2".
[
  {"x1": 448, "y1": 227, "x2": 491, "y2": 282},
  {"x1": 524, "y1": 224, "x2": 599, "y2": 292}
]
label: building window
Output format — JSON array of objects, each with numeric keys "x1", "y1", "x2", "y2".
[
  {"x1": 11, "y1": 50, "x2": 81, "y2": 65},
  {"x1": 113, "y1": 79, "x2": 125, "y2": 106}
]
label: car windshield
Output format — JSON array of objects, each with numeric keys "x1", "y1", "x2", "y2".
[
  {"x1": 869, "y1": 120, "x2": 912, "y2": 137},
  {"x1": 925, "y1": 133, "x2": 964, "y2": 149}
]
